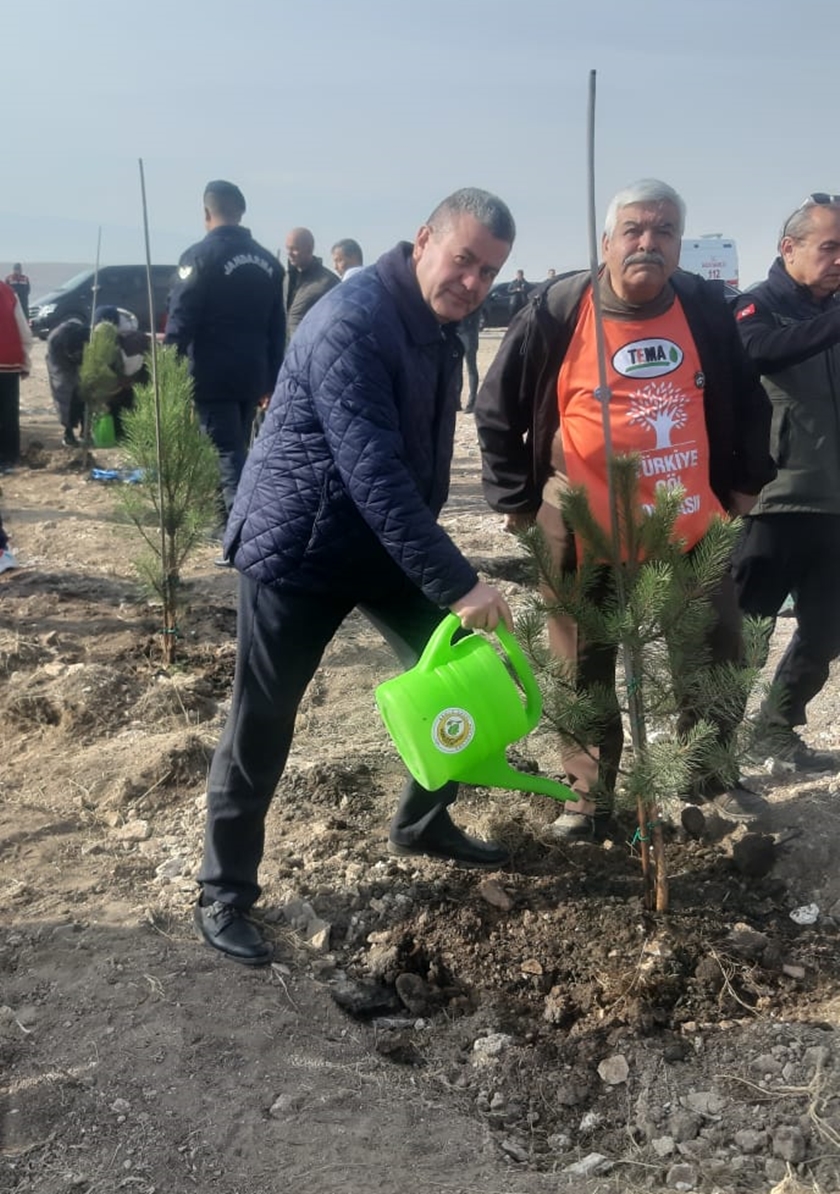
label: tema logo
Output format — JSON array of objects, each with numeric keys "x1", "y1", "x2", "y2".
[
  {"x1": 612, "y1": 338, "x2": 683, "y2": 379},
  {"x1": 432, "y1": 707, "x2": 475, "y2": 754}
]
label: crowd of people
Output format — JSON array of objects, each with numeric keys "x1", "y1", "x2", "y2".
[{"x1": 3, "y1": 175, "x2": 840, "y2": 967}]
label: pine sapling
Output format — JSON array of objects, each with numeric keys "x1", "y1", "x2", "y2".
[
  {"x1": 116, "y1": 346, "x2": 220, "y2": 664},
  {"x1": 519, "y1": 454, "x2": 766, "y2": 911},
  {"x1": 78, "y1": 320, "x2": 124, "y2": 466}
]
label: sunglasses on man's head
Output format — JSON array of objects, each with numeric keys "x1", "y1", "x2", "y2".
[
  {"x1": 804, "y1": 192, "x2": 840, "y2": 206},
  {"x1": 782, "y1": 193, "x2": 840, "y2": 237}
]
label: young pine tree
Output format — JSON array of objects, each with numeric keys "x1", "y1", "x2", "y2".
[
  {"x1": 517, "y1": 455, "x2": 767, "y2": 911},
  {"x1": 79, "y1": 321, "x2": 123, "y2": 411},
  {"x1": 116, "y1": 346, "x2": 220, "y2": 664},
  {"x1": 78, "y1": 320, "x2": 125, "y2": 461}
]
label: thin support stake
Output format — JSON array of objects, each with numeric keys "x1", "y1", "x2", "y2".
[{"x1": 138, "y1": 158, "x2": 172, "y2": 658}]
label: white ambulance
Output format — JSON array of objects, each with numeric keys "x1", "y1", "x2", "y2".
[{"x1": 679, "y1": 236, "x2": 739, "y2": 288}]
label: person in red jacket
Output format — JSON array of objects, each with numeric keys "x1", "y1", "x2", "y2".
[
  {"x1": 0, "y1": 280, "x2": 32, "y2": 465},
  {"x1": 0, "y1": 507, "x2": 16, "y2": 572}
]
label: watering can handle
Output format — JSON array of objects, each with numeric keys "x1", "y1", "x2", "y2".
[
  {"x1": 421, "y1": 614, "x2": 543, "y2": 721},
  {"x1": 416, "y1": 613, "x2": 467, "y2": 672},
  {"x1": 494, "y1": 623, "x2": 543, "y2": 722}
]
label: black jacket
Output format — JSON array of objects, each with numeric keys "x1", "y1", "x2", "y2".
[
  {"x1": 284, "y1": 257, "x2": 339, "y2": 344},
  {"x1": 475, "y1": 269, "x2": 776, "y2": 515},
  {"x1": 165, "y1": 224, "x2": 285, "y2": 405},
  {"x1": 735, "y1": 259, "x2": 840, "y2": 514}
]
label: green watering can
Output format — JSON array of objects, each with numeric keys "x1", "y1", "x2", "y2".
[
  {"x1": 375, "y1": 613, "x2": 575, "y2": 802},
  {"x1": 92, "y1": 413, "x2": 116, "y2": 448}
]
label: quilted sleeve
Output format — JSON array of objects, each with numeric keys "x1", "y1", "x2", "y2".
[{"x1": 308, "y1": 314, "x2": 478, "y2": 608}]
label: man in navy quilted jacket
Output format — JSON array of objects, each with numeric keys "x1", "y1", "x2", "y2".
[{"x1": 195, "y1": 188, "x2": 516, "y2": 965}]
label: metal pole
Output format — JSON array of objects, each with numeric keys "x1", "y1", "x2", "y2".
[
  {"x1": 585, "y1": 70, "x2": 645, "y2": 737},
  {"x1": 91, "y1": 225, "x2": 101, "y2": 323},
  {"x1": 81, "y1": 225, "x2": 104, "y2": 464},
  {"x1": 585, "y1": 69, "x2": 622, "y2": 563},
  {"x1": 585, "y1": 71, "x2": 658, "y2": 902},
  {"x1": 138, "y1": 158, "x2": 170, "y2": 647}
]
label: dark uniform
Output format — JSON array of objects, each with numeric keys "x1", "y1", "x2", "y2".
[
  {"x1": 165, "y1": 225, "x2": 285, "y2": 512},
  {"x1": 733, "y1": 260, "x2": 840, "y2": 757}
]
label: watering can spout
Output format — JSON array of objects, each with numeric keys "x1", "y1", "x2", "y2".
[{"x1": 458, "y1": 755, "x2": 575, "y2": 803}]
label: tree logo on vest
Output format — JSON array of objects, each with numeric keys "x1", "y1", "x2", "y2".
[
  {"x1": 627, "y1": 381, "x2": 689, "y2": 450},
  {"x1": 612, "y1": 338, "x2": 683, "y2": 379},
  {"x1": 431, "y1": 707, "x2": 475, "y2": 754}
]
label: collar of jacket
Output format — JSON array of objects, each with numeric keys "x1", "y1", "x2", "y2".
[
  {"x1": 292, "y1": 256, "x2": 328, "y2": 281},
  {"x1": 206, "y1": 224, "x2": 252, "y2": 244},
  {"x1": 376, "y1": 242, "x2": 456, "y2": 347},
  {"x1": 763, "y1": 255, "x2": 839, "y2": 314}
]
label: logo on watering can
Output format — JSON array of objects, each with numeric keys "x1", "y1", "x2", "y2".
[{"x1": 431, "y1": 707, "x2": 475, "y2": 754}]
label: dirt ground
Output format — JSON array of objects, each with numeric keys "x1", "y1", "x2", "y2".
[{"x1": 2, "y1": 337, "x2": 840, "y2": 1194}]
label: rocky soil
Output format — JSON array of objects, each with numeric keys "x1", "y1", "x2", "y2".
[{"x1": 1, "y1": 338, "x2": 839, "y2": 1194}]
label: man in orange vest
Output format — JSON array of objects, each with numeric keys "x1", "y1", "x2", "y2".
[{"x1": 475, "y1": 179, "x2": 776, "y2": 834}]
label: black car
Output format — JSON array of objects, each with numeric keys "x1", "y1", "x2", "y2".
[
  {"x1": 479, "y1": 280, "x2": 538, "y2": 329},
  {"x1": 29, "y1": 264, "x2": 177, "y2": 338}
]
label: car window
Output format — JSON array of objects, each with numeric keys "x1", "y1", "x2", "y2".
[
  {"x1": 94, "y1": 272, "x2": 122, "y2": 306},
  {"x1": 101, "y1": 268, "x2": 134, "y2": 291},
  {"x1": 56, "y1": 270, "x2": 94, "y2": 292}
]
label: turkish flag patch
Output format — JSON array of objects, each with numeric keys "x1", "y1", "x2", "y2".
[{"x1": 736, "y1": 302, "x2": 756, "y2": 321}]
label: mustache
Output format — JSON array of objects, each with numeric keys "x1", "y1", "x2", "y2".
[{"x1": 623, "y1": 251, "x2": 666, "y2": 268}]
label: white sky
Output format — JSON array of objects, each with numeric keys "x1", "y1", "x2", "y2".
[{"x1": 4, "y1": 0, "x2": 837, "y2": 290}]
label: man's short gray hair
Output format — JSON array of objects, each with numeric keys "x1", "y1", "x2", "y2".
[
  {"x1": 780, "y1": 197, "x2": 840, "y2": 247},
  {"x1": 604, "y1": 179, "x2": 686, "y2": 238},
  {"x1": 426, "y1": 188, "x2": 516, "y2": 245}
]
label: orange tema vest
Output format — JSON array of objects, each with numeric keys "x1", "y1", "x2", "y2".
[{"x1": 556, "y1": 290, "x2": 723, "y2": 554}]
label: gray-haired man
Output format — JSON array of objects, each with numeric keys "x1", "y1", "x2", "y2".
[
  {"x1": 476, "y1": 178, "x2": 776, "y2": 836},
  {"x1": 733, "y1": 193, "x2": 840, "y2": 771}
]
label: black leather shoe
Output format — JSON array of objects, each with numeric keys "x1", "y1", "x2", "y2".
[
  {"x1": 389, "y1": 813, "x2": 510, "y2": 869},
  {"x1": 194, "y1": 899, "x2": 272, "y2": 965}
]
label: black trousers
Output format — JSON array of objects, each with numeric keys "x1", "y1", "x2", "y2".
[
  {"x1": 732, "y1": 512, "x2": 840, "y2": 727},
  {"x1": 194, "y1": 398, "x2": 257, "y2": 514},
  {"x1": 198, "y1": 573, "x2": 457, "y2": 908},
  {"x1": 0, "y1": 373, "x2": 21, "y2": 464}
]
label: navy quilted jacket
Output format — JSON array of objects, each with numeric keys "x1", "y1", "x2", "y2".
[{"x1": 224, "y1": 242, "x2": 480, "y2": 607}]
